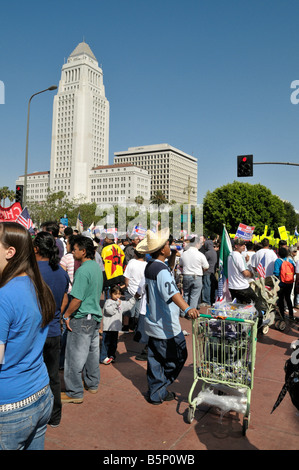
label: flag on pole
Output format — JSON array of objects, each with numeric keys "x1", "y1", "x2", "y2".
[
  {"x1": 15, "y1": 207, "x2": 34, "y2": 231},
  {"x1": 257, "y1": 254, "x2": 266, "y2": 278},
  {"x1": 88, "y1": 222, "x2": 95, "y2": 233},
  {"x1": 216, "y1": 225, "x2": 232, "y2": 302},
  {"x1": 76, "y1": 212, "x2": 83, "y2": 233}
]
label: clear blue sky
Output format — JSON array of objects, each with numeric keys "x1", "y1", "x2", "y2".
[{"x1": 1, "y1": 0, "x2": 299, "y2": 213}]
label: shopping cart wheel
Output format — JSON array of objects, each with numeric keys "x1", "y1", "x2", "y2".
[
  {"x1": 275, "y1": 320, "x2": 286, "y2": 331},
  {"x1": 242, "y1": 416, "x2": 249, "y2": 436},
  {"x1": 187, "y1": 406, "x2": 195, "y2": 424},
  {"x1": 262, "y1": 325, "x2": 269, "y2": 335}
]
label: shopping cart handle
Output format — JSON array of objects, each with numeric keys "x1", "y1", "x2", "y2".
[{"x1": 198, "y1": 313, "x2": 246, "y2": 322}]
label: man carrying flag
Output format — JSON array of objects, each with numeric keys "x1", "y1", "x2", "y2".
[
  {"x1": 227, "y1": 237, "x2": 264, "y2": 327},
  {"x1": 251, "y1": 238, "x2": 277, "y2": 277}
]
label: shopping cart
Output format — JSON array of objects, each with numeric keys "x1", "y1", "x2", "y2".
[{"x1": 187, "y1": 307, "x2": 258, "y2": 435}]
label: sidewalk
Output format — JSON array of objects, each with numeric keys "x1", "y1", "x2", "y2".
[{"x1": 45, "y1": 313, "x2": 299, "y2": 451}]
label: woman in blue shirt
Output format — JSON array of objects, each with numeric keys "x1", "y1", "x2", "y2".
[
  {"x1": 0, "y1": 222, "x2": 56, "y2": 450},
  {"x1": 33, "y1": 231, "x2": 70, "y2": 427},
  {"x1": 273, "y1": 246, "x2": 296, "y2": 321}
]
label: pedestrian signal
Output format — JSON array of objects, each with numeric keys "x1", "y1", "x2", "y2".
[
  {"x1": 15, "y1": 185, "x2": 24, "y2": 206},
  {"x1": 237, "y1": 155, "x2": 253, "y2": 177}
]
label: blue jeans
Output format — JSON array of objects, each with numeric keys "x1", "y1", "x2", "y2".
[
  {"x1": 100, "y1": 331, "x2": 118, "y2": 361},
  {"x1": 133, "y1": 315, "x2": 149, "y2": 344},
  {"x1": 183, "y1": 275, "x2": 202, "y2": 309},
  {"x1": 147, "y1": 331, "x2": 188, "y2": 403},
  {"x1": 0, "y1": 385, "x2": 53, "y2": 450},
  {"x1": 64, "y1": 317, "x2": 101, "y2": 398},
  {"x1": 202, "y1": 273, "x2": 211, "y2": 304}
]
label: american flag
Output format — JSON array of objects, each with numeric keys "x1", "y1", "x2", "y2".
[
  {"x1": 16, "y1": 207, "x2": 34, "y2": 230},
  {"x1": 76, "y1": 212, "x2": 83, "y2": 233},
  {"x1": 257, "y1": 254, "x2": 266, "y2": 278}
]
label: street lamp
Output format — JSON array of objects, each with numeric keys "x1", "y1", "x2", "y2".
[
  {"x1": 183, "y1": 175, "x2": 195, "y2": 235},
  {"x1": 23, "y1": 85, "x2": 57, "y2": 207}
]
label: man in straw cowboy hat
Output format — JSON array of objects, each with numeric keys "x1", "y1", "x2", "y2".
[{"x1": 136, "y1": 228, "x2": 199, "y2": 405}]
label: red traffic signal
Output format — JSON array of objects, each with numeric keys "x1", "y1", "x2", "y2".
[
  {"x1": 237, "y1": 155, "x2": 253, "y2": 177},
  {"x1": 15, "y1": 185, "x2": 24, "y2": 206}
]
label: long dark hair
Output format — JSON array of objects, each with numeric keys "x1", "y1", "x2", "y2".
[
  {"x1": 33, "y1": 231, "x2": 60, "y2": 271},
  {"x1": 0, "y1": 222, "x2": 55, "y2": 327}
]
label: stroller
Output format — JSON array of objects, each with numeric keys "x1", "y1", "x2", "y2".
[{"x1": 251, "y1": 275, "x2": 283, "y2": 334}]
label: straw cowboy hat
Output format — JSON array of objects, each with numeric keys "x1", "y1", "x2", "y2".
[{"x1": 136, "y1": 228, "x2": 170, "y2": 254}]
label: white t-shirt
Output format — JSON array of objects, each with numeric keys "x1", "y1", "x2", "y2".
[
  {"x1": 179, "y1": 247, "x2": 209, "y2": 275},
  {"x1": 251, "y1": 248, "x2": 277, "y2": 276},
  {"x1": 137, "y1": 278, "x2": 146, "y2": 315},
  {"x1": 227, "y1": 251, "x2": 250, "y2": 290},
  {"x1": 124, "y1": 259, "x2": 147, "y2": 295}
]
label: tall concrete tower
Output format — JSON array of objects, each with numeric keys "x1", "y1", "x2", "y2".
[{"x1": 49, "y1": 42, "x2": 109, "y2": 201}]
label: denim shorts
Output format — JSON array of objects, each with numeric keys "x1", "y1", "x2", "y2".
[{"x1": 0, "y1": 385, "x2": 53, "y2": 450}]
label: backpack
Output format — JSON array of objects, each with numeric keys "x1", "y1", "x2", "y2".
[{"x1": 280, "y1": 259, "x2": 295, "y2": 284}]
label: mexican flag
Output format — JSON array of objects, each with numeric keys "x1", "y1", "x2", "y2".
[{"x1": 216, "y1": 225, "x2": 232, "y2": 302}]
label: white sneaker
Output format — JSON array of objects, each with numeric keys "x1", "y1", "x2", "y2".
[{"x1": 102, "y1": 357, "x2": 113, "y2": 365}]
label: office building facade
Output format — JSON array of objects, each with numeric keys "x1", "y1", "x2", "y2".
[
  {"x1": 89, "y1": 163, "x2": 151, "y2": 205},
  {"x1": 114, "y1": 144, "x2": 197, "y2": 204}
]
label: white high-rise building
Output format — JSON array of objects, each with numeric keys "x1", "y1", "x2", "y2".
[
  {"x1": 114, "y1": 144, "x2": 198, "y2": 204},
  {"x1": 49, "y1": 41, "x2": 109, "y2": 200}
]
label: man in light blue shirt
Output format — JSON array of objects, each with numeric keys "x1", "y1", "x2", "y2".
[{"x1": 136, "y1": 228, "x2": 199, "y2": 405}]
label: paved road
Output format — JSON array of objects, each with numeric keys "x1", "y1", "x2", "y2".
[{"x1": 45, "y1": 314, "x2": 299, "y2": 451}]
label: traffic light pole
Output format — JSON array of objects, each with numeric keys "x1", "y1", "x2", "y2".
[{"x1": 253, "y1": 162, "x2": 299, "y2": 167}]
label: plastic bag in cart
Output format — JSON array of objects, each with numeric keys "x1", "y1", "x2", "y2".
[{"x1": 196, "y1": 387, "x2": 247, "y2": 415}]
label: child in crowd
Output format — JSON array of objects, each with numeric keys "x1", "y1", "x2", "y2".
[{"x1": 100, "y1": 285, "x2": 137, "y2": 364}]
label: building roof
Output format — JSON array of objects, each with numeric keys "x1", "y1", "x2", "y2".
[
  {"x1": 92, "y1": 163, "x2": 134, "y2": 170},
  {"x1": 19, "y1": 171, "x2": 50, "y2": 177},
  {"x1": 69, "y1": 41, "x2": 97, "y2": 61},
  {"x1": 114, "y1": 143, "x2": 197, "y2": 162}
]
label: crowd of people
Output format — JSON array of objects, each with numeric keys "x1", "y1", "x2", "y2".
[{"x1": 0, "y1": 218, "x2": 298, "y2": 450}]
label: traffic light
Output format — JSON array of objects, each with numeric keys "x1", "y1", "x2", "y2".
[
  {"x1": 15, "y1": 185, "x2": 24, "y2": 206},
  {"x1": 237, "y1": 155, "x2": 253, "y2": 177}
]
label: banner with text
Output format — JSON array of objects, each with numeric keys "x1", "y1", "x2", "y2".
[{"x1": 0, "y1": 202, "x2": 22, "y2": 223}]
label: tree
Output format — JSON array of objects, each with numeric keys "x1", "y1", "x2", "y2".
[
  {"x1": 135, "y1": 195, "x2": 144, "y2": 205},
  {"x1": 203, "y1": 181, "x2": 286, "y2": 236},
  {"x1": 150, "y1": 190, "x2": 168, "y2": 206},
  {"x1": 27, "y1": 191, "x2": 75, "y2": 227},
  {"x1": 8, "y1": 190, "x2": 16, "y2": 205},
  {"x1": 282, "y1": 200, "x2": 299, "y2": 232},
  {"x1": 0, "y1": 186, "x2": 10, "y2": 207}
]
